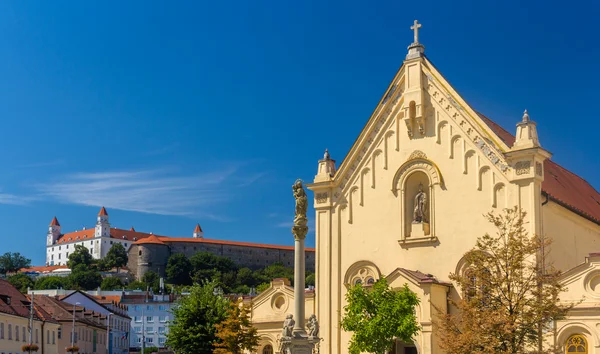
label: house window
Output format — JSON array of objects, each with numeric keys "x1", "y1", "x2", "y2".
[
  {"x1": 135, "y1": 327, "x2": 142, "y2": 333},
  {"x1": 22, "y1": 326, "x2": 25, "y2": 342},
  {"x1": 15, "y1": 325, "x2": 19, "y2": 341},
  {"x1": 158, "y1": 305, "x2": 167, "y2": 311},
  {"x1": 263, "y1": 344, "x2": 274, "y2": 354},
  {"x1": 8, "y1": 324, "x2": 11, "y2": 339},
  {"x1": 58, "y1": 327, "x2": 61, "y2": 339},
  {"x1": 159, "y1": 337, "x2": 166, "y2": 344},
  {"x1": 0, "y1": 323, "x2": 3, "y2": 339},
  {"x1": 159, "y1": 316, "x2": 167, "y2": 322},
  {"x1": 52, "y1": 330, "x2": 55, "y2": 344},
  {"x1": 158, "y1": 327, "x2": 165, "y2": 334},
  {"x1": 135, "y1": 316, "x2": 142, "y2": 322},
  {"x1": 146, "y1": 326, "x2": 153, "y2": 333},
  {"x1": 566, "y1": 334, "x2": 587, "y2": 353},
  {"x1": 146, "y1": 305, "x2": 153, "y2": 311},
  {"x1": 36, "y1": 328, "x2": 39, "y2": 343},
  {"x1": 146, "y1": 316, "x2": 154, "y2": 322}
]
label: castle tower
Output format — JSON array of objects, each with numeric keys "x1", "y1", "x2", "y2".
[
  {"x1": 46, "y1": 217, "x2": 61, "y2": 246},
  {"x1": 193, "y1": 223, "x2": 204, "y2": 238},
  {"x1": 95, "y1": 206, "x2": 111, "y2": 238}
]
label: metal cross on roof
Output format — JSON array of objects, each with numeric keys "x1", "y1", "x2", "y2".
[{"x1": 411, "y1": 20, "x2": 422, "y2": 44}]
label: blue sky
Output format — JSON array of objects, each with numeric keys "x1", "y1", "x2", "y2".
[{"x1": 1, "y1": 1, "x2": 598, "y2": 265}]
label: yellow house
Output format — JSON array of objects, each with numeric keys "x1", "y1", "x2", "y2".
[
  {"x1": 303, "y1": 21, "x2": 600, "y2": 354},
  {"x1": 0, "y1": 279, "x2": 61, "y2": 354}
]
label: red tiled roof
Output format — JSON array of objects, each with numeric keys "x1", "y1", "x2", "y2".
[
  {"x1": 50, "y1": 216, "x2": 60, "y2": 227},
  {"x1": 134, "y1": 234, "x2": 167, "y2": 246},
  {"x1": 20, "y1": 265, "x2": 69, "y2": 273},
  {"x1": 478, "y1": 113, "x2": 600, "y2": 225},
  {"x1": 0, "y1": 279, "x2": 57, "y2": 323},
  {"x1": 55, "y1": 227, "x2": 159, "y2": 244},
  {"x1": 98, "y1": 206, "x2": 108, "y2": 216},
  {"x1": 194, "y1": 223, "x2": 203, "y2": 233}
]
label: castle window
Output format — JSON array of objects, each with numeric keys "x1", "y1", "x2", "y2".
[
  {"x1": 565, "y1": 334, "x2": 587, "y2": 353},
  {"x1": 139, "y1": 250, "x2": 142, "y2": 256}
]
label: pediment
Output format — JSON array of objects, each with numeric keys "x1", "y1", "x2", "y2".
[{"x1": 559, "y1": 254, "x2": 600, "y2": 303}]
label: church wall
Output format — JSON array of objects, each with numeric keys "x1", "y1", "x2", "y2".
[{"x1": 543, "y1": 201, "x2": 600, "y2": 271}]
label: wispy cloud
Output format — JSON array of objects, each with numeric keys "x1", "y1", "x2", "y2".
[
  {"x1": 0, "y1": 192, "x2": 35, "y2": 205},
  {"x1": 35, "y1": 165, "x2": 263, "y2": 218}
]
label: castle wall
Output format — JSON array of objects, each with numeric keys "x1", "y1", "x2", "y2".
[{"x1": 128, "y1": 241, "x2": 316, "y2": 280}]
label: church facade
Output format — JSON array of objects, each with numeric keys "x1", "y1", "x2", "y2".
[{"x1": 305, "y1": 22, "x2": 600, "y2": 354}]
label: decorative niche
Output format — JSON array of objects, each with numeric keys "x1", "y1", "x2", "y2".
[{"x1": 392, "y1": 152, "x2": 442, "y2": 247}]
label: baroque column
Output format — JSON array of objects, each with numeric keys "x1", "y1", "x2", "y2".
[{"x1": 292, "y1": 179, "x2": 309, "y2": 334}]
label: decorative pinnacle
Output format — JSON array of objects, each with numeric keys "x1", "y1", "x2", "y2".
[
  {"x1": 406, "y1": 20, "x2": 425, "y2": 60},
  {"x1": 522, "y1": 109, "x2": 530, "y2": 122},
  {"x1": 411, "y1": 20, "x2": 422, "y2": 44},
  {"x1": 324, "y1": 149, "x2": 330, "y2": 160}
]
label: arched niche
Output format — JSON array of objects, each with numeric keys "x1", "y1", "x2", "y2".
[{"x1": 392, "y1": 157, "x2": 443, "y2": 245}]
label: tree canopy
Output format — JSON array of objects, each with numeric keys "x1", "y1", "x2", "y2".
[
  {"x1": 0, "y1": 252, "x2": 31, "y2": 274},
  {"x1": 67, "y1": 245, "x2": 94, "y2": 269},
  {"x1": 102, "y1": 243, "x2": 128, "y2": 271},
  {"x1": 100, "y1": 276, "x2": 123, "y2": 291},
  {"x1": 166, "y1": 280, "x2": 230, "y2": 354},
  {"x1": 7, "y1": 273, "x2": 34, "y2": 293},
  {"x1": 340, "y1": 277, "x2": 420, "y2": 354},
  {"x1": 166, "y1": 253, "x2": 193, "y2": 286},
  {"x1": 436, "y1": 207, "x2": 571, "y2": 354},
  {"x1": 34, "y1": 276, "x2": 67, "y2": 290},
  {"x1": 213, "y1": 298, "x2": 260, "y2": 354}
]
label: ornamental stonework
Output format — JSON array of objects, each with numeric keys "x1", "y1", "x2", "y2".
[{"x1": 515, "y1": 161, "x2": 531, "y2": 175}]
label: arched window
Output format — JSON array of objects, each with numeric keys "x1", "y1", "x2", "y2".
[
  {"x1": 263, "y1": 344, "x2": 274, "y2": 354},
  {"x1": 566, "y1": 334, "x2": 587, "y2": 353}
]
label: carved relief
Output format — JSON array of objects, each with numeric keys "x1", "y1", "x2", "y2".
[
  {"x1": 536, "y1": 162, "x2": 543, "y2": 176},
  {"x1": 474, "y1": 136, "x2": 509, "y2": 172},
  {"x1": 515, "y1": 161, "x2": 531, "y2": 176},
  {"x1": 315, "y1": 193, "x2": 328, "y2": 204},
  {"x1": 409, "y1": 150, "x2": 427, "y2": 160},
  {"x1": 344, "y1": 261, "x2": 381, "y2": 286}
]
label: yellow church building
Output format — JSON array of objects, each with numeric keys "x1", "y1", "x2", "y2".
[{"x1": 251, "y1": 21, "x2": 600, "y2": 354}]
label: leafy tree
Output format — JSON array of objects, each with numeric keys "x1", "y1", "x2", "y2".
[
  {"x1": 306, "y1": 272, "x2": 315, "y2": 287},
  {"x1": 213, "y1": 298, "x2": 260, "y2": 354},
  {"x1": 0, "y1": 252, "x2": 31, "y2": 274},
  {"x1": 191, "y1": 252, "x2": 238, "y2": 290},
  {"x1": 67, "y1": 245, "x2": 94, "y2": 269},
  {"x1": 126, "y1": 280, "x2": 147, "y2": 291},
  {"x1": 340, "y1": 277, "x2": 420, "y2": 354},
  {"x1": 35, "y1": 276, "x2": 66, "y2": 290},
  {"x1": 436, "y1": 207, "x2": 570, "y2": 354},
  {"x1": 103, "y1": 243, "x2": 128, "y2": 272},
  {"x1": 256, "y1": 282, "x2": 270, "y2": 293},
  {"x1": 166, "y1": 280, "x2": 230, "y2": 354},
  {"x1": 236, "y1": 268, "x2": 258, "y2": 287},
  {"x1": 143, "y1": 346, "x2": 159, "y2": 354},
  {"x1": 67, "y1": 264, "x2": 102, "y2": 290},
  {"x1": 142, "y1": 270, "x2": 159, "y2": 285},
  {"x1": 166, "y1": 253, "x2": 193, "y2": 286},
  {"x1": 7, "y1": 273, "x2": 34, "y2": 293},
  {"x1": 100, "y1": 276, "x2": 123, "y2": 290}
]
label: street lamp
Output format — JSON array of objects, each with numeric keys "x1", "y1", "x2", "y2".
[
  {"x1": 71, "y1": 302, "x2": 81, "y2": 348},
  {"x1": 106, "y1": 313, "x2": 112, "y2": 354}
]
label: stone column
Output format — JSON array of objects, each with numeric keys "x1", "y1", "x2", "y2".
[{"x1": 293, "y1": 223, "x2": 307, "y2": 334}]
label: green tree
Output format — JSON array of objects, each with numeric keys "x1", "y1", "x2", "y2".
[
  {"x1": 166, "y1": 253, "x2": 193, "y2": 285},
  {"x1": 306, "y1": 272, "x2": 315, "y2": 287},
  {"x1": 236, "y1": 268, "x2": 258, "y2": 287},
  {"x1": 7, "y1": 273, "x2": 34, "y2": 293},
  {"x1": 67, "y1": 245, "x2": 94, "y2": 269},
  {"x1": 340, "y1": 277, "x2": 420, "y2": 354},
  {"x1": 0, "y1": 252, "x2": 31, "y2": 274},
  {"x1": 257, "y1": 262, "x2": 293, "y2": 284},
  {"x1": 67, "y1": 264, "x2": 102, "y2": 290},
  {"x1": 100, "y1": 276, "x2": 123, "y2": 290},
  {"x1": 191, "y1": 252, "x2": 238, "y2": 289},
  {"x1": 213, "y1": 298, "x2": 260, "y2": 354},
  {"x1": 143, "y1": 346, "x2": 159, "y2": 354},
  {"x1": 103, "y1": 243, "x2": 128, "y2": 272},
  {"x1": 167, "y1": 280, "x2": 230, "y2": 354},
  {"x1": 126, "y1": 280, "x2": 147, "y2": 291},
  {"x1": 436, "y1": 207, "x2": 570, "y2": 354},
  {"x1": 35, "y1": 276, "x2": 66, "y2": 290}
]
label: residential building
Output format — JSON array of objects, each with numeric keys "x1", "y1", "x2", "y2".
[
  {"x1": 34, "y1": 295, "x2": 107, "y2": 354},
  {"x1": 120, "y1": 293, "x2": 174, "y2": 351},
  {"x1": 59, "y1": 291, "x2": 130, "y2": 354},
  {"x1": 0, "y1": 279, "x2": 60, "y2": 354}
]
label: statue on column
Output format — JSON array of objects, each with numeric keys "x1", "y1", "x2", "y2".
[
  {"x1": 293, "y1": 179, "x2": 308, "y2": 226},
  {"x1": 282, "y1": 314, "x2": 295, "y2": 338},
  {"x1": 413, "y1": 183, "x2": 427, "y2": 223},
  {"x1": 307, "y1": 314, "x2": 319, "y2": 338}
]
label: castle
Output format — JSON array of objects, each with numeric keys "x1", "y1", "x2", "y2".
[{"x1": 45, "y1": 207, "x2": 315, "y2": 279}]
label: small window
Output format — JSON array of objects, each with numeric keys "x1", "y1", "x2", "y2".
[
  {"x1": 263, "y1": 344, "x2": 274, "y2": 354},
  {"x1": 566, "y1": 334, "x2": 588, "y2": 353},
  {"x1": 139, "y1": 250, "x2": 142, "y2": 256}
]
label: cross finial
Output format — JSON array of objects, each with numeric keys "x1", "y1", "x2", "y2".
[{"x1": 411, "y1": 20, "x2": 422, "y2": 44}]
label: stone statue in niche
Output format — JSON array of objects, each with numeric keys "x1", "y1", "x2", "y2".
[{"x1": 412, "y1": 183, "x2": 428, "y2": 223}]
